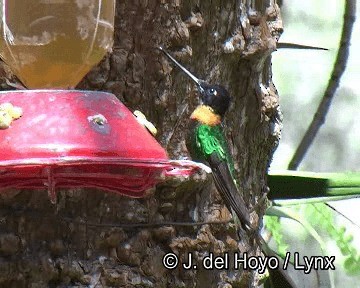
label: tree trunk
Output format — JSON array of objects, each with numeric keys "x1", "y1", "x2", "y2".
[{"x1": 0, "y1": 1, "x2": 282, "y2": 287}]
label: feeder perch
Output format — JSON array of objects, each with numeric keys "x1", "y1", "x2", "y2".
[{"x1": 0, "y1": 1, "x2": 203, "y2": 203}]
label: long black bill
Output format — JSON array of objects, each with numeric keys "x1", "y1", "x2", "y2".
[{"x1": 159, "y1": 46, "x2": 205, "y2": 93}]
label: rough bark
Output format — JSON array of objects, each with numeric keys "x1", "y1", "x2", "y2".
[{"x1": 0, "y1": 0, "x2": 282, "y2": 287}]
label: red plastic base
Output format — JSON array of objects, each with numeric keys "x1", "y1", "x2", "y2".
[{"x1": 0, "y1": 90, "x2": 174, "y2": 202}]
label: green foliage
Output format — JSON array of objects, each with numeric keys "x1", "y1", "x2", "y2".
[
  {"x1": 264, "y1": 215, "x2": 288, "y2": 257},
  {"x1": 266, "y1": 203, "x2": 360, "y2": 275},
  {"x1": 308, "y1": 203, "x2": 360, "y2": 275}
]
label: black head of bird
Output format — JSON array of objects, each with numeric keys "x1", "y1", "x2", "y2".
[{"x1": 159, "y1": 47, "x2": 231, "y2": 118}]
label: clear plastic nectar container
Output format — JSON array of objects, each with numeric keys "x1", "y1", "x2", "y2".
[{"x1": 0, "y1": 0, "x2": 115, "y2": 88}]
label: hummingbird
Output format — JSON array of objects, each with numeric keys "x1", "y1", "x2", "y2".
[{"x1": 159, "y1": 47, "x2": 252, "y2": 232}]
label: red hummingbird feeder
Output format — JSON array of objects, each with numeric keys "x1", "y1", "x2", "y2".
[{"x1": 0, "y1": 1, "x2": 203, "y2": 203}]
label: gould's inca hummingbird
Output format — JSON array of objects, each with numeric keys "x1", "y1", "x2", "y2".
[{"x1": 159, "y1": 47, "x2": 251, "y2": 231}]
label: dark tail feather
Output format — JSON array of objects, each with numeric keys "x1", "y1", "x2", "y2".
[
  {"x1": 208, "y1": 156, "x2": 296, "y2": 287},
  {"x1": 207, "y1": 154, "x2": 251, "y2": 230}
]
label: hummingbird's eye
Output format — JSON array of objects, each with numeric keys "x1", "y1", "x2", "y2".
[{"x1": 209, "y1": 88, "x2": 217, "y2": 96}]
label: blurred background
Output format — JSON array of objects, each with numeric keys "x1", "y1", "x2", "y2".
[{"x1": 270, "y1": 0, "x2": 360, "y2": 286}]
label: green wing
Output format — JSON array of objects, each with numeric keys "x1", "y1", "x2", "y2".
[{"x1": 195, "y1": 124, "x2": 235, "y2": 173}]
